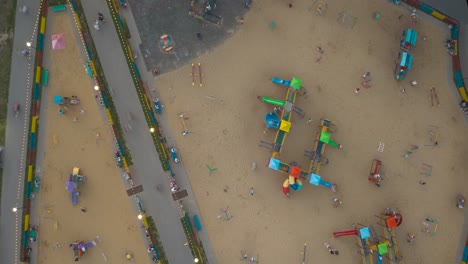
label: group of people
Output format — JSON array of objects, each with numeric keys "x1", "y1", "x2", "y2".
[{"x1": 445, "y1": 39, "x2": 456, "y2": 55}]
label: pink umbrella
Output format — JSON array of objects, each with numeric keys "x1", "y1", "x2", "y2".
[{"x1": 51, "y1": 33, "x2": 66, "y2": 50}]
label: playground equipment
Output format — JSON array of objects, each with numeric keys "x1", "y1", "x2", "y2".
[
  {"x1": 368, "y1": 159, "x2": 383, "y2": 187},
  {"x1": 376, "y1": 209, "x2": 403, "y2": 263},
  {"x1": 13, "y1": 103, "x2": 20, "y2": 118},
  {"x1": 159, "y1": 34, "x2": 174, "y2": 52},
  {"x1": 400, "y1": 29, "x2": 418, "y2": 52},
  {"x1": 53, "y1": 95, "x2": 80, "y2": 105},
  {"x1": 333, "y1": 225, "x2": 375, "y2": 264},
  {"x1": 66, "y1": 167, "x2": 86, "y2": 205},
  {"x1": 421, "y1": 217, "x2": 439, "y2": 236},
  {"x1": 304, "y1": 118, "x2": 341, "y2": 174},
  {"x1": 170, "y1": 147, "x2": 180, "y2": 163},
  {"x1": 260, "y1": 77, "x2": 340, "y2": 195},
  {"x1": 264, "y1": 112, "x2": 280, "y2": 129},
  {"x1": 272, "y1": 76, "x2": 307, "y2": 95},
  {"x1": 178, "y1": 113, "x2": 189, "y2": 136},
  {"x1": 333, "y1": 210, "x2": 403, "y2": 263},
  {"x1": 430, "y1": 87, "x2": 440, "y2": 107},
  {"x1": 70, "y1": 240, "x2": 96, "y2": 261},
  {"x1": 394, "y1": 52, "x2": 413, "y2": 81},
  {"x1": 153, "y1": 98, "x2": 163, "y2": 115}
]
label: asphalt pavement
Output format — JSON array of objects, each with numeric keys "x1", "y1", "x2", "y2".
[
  {"x1": 79, "y1": 0, "x2": 207, "y2": 263},
  {"x1": 0, "y1": 1, "x2": 41, "y2": 263}
]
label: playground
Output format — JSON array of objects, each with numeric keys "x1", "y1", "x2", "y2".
[
  {"x1": 34, "y1": 11, "x2": 147, "y2": 263},
  {"x1": 154, "y1": 0, "x2": 468, "y2": 263}
]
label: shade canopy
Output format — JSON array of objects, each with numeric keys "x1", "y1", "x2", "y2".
[
  {"x1": 54, "y1": 95, "x2": 63, "y2": 105},
  {"x1": 290, "y1": 77, "x2": 302, "y2": 90},
  {"x1": 51, "y1": 33, "x2": 66, "y2": 50},
  {"x1": 268, "y1": 158, "x2": 280, "y2": 170},
  {"x1": 279, "y1": 120, "x2": 291, "y2": 132}
]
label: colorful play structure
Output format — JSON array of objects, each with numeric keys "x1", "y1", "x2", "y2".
[
  {"x1": 394, "y1": 51, "x2": 413, "y2": 81},
  {"x1": 53, "y1": 95, "x2": 80, "y2": 105},
  {"x1": 333, "y1": 209, "x2": 402, "y2": 264},
  {"x1": 400, "y1": 28, "x2": 417, "y2": 52},
  {"x1": 69, "y1": 240, "x2": 96, "y2": 261},
  {"x1": 259, "y1": 76, "x2": 342, "y2": 195},
  {"x1": 394, "y1": 26, "x2": 417, "y2": 81},
  {"x1": 65, "y1": 167, "x2": 86, "y2": 205}
]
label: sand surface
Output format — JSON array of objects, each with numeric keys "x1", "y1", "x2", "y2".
[
  {"x1": 35, "y1": 12, "x2": 148, "y2": 264},
  {"x1": 155, "y1": 0, "x2": 468, "y2": 263}
]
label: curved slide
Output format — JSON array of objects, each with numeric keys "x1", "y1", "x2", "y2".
[{"x1": 333, "y1": 229, "x2": 358, "y2": 238}]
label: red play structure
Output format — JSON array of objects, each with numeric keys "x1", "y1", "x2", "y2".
[{"x1": 333, "y1": 229, "x2": 358, "y2": 238}]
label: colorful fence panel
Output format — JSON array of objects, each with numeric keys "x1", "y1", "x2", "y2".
[{"x1": 20, "y1": 1, "x2": 47, "y2": 262}]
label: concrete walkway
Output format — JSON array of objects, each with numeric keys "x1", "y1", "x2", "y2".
[
  {"x1": 0, "y1": 1, "x2": 41, "y2": 263},
  {"x1": 79, "y1": 0, "x2": 216, "y2": 263},
  {"x1": 119, "y1": 3, "x2": 217, "y2": 263}
]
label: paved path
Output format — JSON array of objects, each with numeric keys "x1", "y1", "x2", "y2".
[
  {"x1": 419, "y1": 0, "x2": 468, "y2": 24},
  {"x1": 79, "y1": 1, "x2": 211, "y2": 263},
  {"x1": 120, "y1": 3, "x2": 217, "y2": 263},
  {"x1": 0, "y1": 1, "x2": 41, "y2": 263}
]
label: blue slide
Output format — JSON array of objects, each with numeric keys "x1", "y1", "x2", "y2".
[
  {"x1": 272, "y1": 77, "x2": 291, "y2": 87},
  {"x1": 72, "y1": 190, "x2": 77, "y2": 205}
]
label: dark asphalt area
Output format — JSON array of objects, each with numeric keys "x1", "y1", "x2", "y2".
[{"x1": 129, "y1": 0, "x2": 248, "y2": 73}]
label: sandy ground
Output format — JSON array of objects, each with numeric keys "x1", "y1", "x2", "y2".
[
  {"x1": 155, "y1": 0, "x2": 468, "y2": 263},
  {"x1": 35, "y1": 12, "x2": 148, "y2": 263}
]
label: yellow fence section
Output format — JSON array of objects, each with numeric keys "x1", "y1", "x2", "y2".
[
  {"x1": 27, "y1": 165, "x2": 34, "y2": 182},
  {"x1": 106, "y1": 109, "x2": 114, "y2": 125},
  {"x1": 89, "y1": 60, "x2": 97, "y2": 76},
  {"x1": 35, "y1": 66, "x2": 41, "y2": 84},
  {"x1": 431, "y1": 11, "x2": 446, "y2": 20},
  {"x1": 40, "y1": 17, "x2": 46, "y2": 34},
  {"x1": 31, "y1": 116, "x2": 37, "y2": 133},
  {"x1": 459, "y1": 87, "x2": 468, "y2": 101},
  {"x1": 24, "y1": 215, "x2": 29, "y2": 231}
]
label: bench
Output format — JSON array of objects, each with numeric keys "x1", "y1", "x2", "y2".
[
  {"x1": 52, "y1": 5, "x2": 66, "y2": 12},
  {"x1": 42, "y1": 70, "x2": 49, "y2": 86}
]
